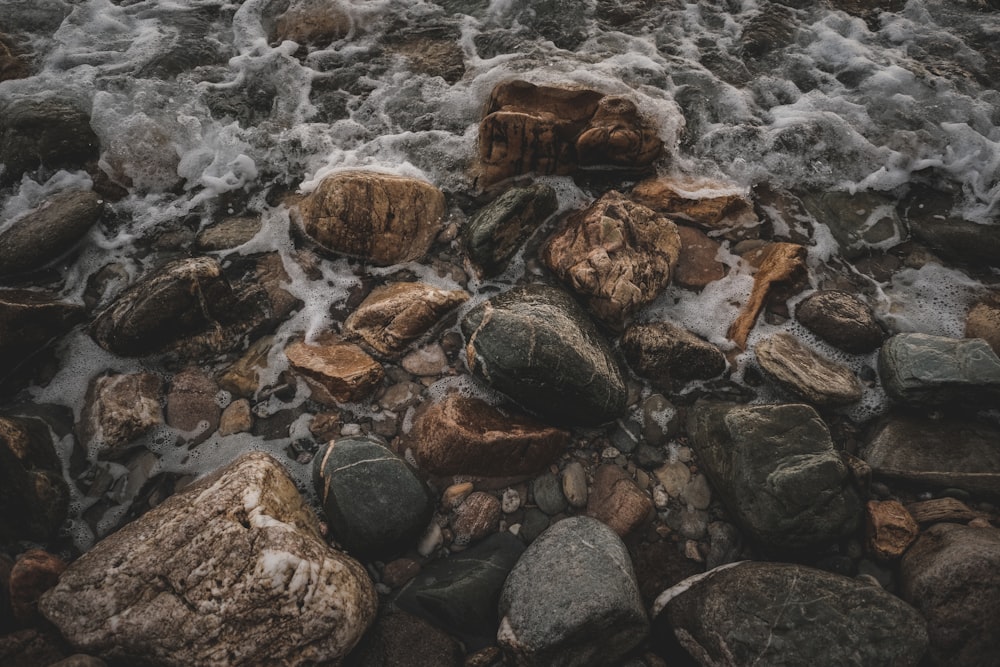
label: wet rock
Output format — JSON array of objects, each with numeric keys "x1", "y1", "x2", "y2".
[
  {"x1": 272, "y1": 0, "x2": 350, "y2": 46},
  {"x1": 673, "y1": 225, "x2": 726, "y2": 289},
  {"x1": 652, "y1": 562, "x2": 928, "y2": 666},
  {"x1": 452, "y1": 492, "x2": 502, "y2": 546},
  {"x1": 755, "y1": 332, "x2": 863, "y2": 405},
  {"x1": 681, "y1": 474, "x2": 711, "y2": 510},
  {"x1": 654, "y1": 461, "x2": 691, "y2": 498},
  {"x1": 575, "y1": 95, "x2": 665, "y2": 168},
  {"x1": 965, "y1": 297, "x2": 1000, "y2": 355},
  {"x1": 903, "y1": 187, "x2": 1000, "y2": 267},
  {"x1": 0, "y1": 628, "x2": 68, "y2": 667},
  {"x1": 295, "y1": 171, "x2": 445, "y2": 266},
  {"x1": 866, "y1": 499, "x2": 918, "y2": 561},
  {"x1": 344, "y1": 282, "x2": 469, "y2": 358},
  {"x1": 0, "y1": 33, "x2": 31, "y2": 82},
  {"x1": 795, "y1": 290, "x2": 884, "y2": 354},
  {"x1": 901, "y1": 523, "x2": 1000, "y2": 666},
  {"x1": 586, "y1": 464, "x2": 653, "y2": 537},
  {"x1": 8, "y1": 549, "x2": 66, "y2": 623},
  {"x1": 78, "y1": 372, "x2": 164, "y2": 457},
  {"x1": 621, "y1": 322, "x2": 726, "y2": 390},
  {"x1": 531, "y1": 472, "x2": 567, "y2": 516},
  {"x1": 347, "y1": 610, "x2": 463, "y2": 667},
  {"x1": 461, "y1": 284, "x2": 627, "y2": 426},
  {"x1": 0, "y1": 416, "x2": 69, "y2": 544},
  {"x1": 0, "y1": 289, "x2": 84, "y2": 372},
  {"x1": 407, "y1": 393, "x2": 569, "y2": 477},
  {"x1": 165, "y1": 368, "x2": 221, "y2": 445},
  {"x1": 631, "y1": 176, "x2": 758, "y2": 238},
  {"x1": 800, "y1": 191, "x2": 905, "y2": 259},
  {"x1": 906, "y1": 497, "x2": 985, "y2": 526},
  {"x1": 400, "y1": 344, "x2": 448, "y2": 376},
  {"x1": 741, "y1": 2, "x2": 798, "y2": 59},
  {"x1": 498, "y1": 516, "x2": 648, "y2": 666},
  {"x1": 542, "y1": 191, "x2": 681, "y2": 328},
  {"x1": 387, "y1": 28, "x2": 466, "y2": 83},
  {"x1": 879, "y1": 333, "x2": 1000, "y2": 407},
  {"x1": 0, "y1": 96, "x2": 100, "y2": 185},
  {"x1": 285, "y1": 336, "x2": 384, "y2": 405},
  {"x1": 641, "y1": 393, "x2": 680, "y2": 445},
  {"x1": 254, "y1": 252, "x2": 303, "y2": 323},
  {"x1": 464, "y1": 183, "x2": 558, "y2": 277},
  {"x1": 218, "y1": 335, "x2": 274, "y2": 398},
  {"x1": 562, "y1": 461, "x2": 589, "y2": 509},
  {"x1": 705, "y1": 521, "x2": 742, "y2": 569},
  {"x1": 728, "y1": 242, "x2": 808, "y2": 349},
  {"x1": 0, "y1": 190, "x2": 102, "y2": 277},
  {"x1": 196, "y1": 216, "x2": 262, "y2": 251},
  {"x1": 314, "y1": 436, "x2": 432, "y2": 558},
  {"x1": 687, "y1": 402, "x2": 861, "y2": 552},
  {"x1": 39, "y1": 452, "x2": 376, "y2": 665},
  {"x1": 219, "y1": 398, "x2": 252, "y2": 436}
]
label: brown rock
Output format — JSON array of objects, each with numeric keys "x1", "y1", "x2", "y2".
[
  {"x1": 0, "y1": 417, "x2": 68, "y2": 544},
  {"x1": 272, "y1": 0, "x2": 350, "y2": 46},
  {"x1": 574, "y1": 95, "x2": 663, "y2": 168},
  {"x1": 966, "y1": 297, "x2": 1000, "y2": 355},
  {"x1": 0, "y1": 33, "x2": 31, "y2": 82},
  {"x1": 796, "y1": 290, "x2": 884, "y2": 354},
  {"x1": 389, "y1": 33, "x2": 466, "y2": 83},
  {"x1": 442, "y1": 482, "x2": 475, "y2": 510},
  {"x1": 866, "y1": 500, "x2": 918, "y2": 561},
  {"x1": 407, "y1": 393, "x2": 569, "y2": 477},
  {"x1": 727, "y1": 242, "x2": 808, "y2": 349},
  {"x1": 0, "y1": 629, "x2": 68, "y2": 667},
  {"x1": 542, "y1": 191, "x2": 681, "y2": 327},
  {"x1": 79, "y1": 372, "x2": 164, "y2": 457},
  {"x1": 196, "y1": 216, "x2": 262, "y2": 251},
  {"x1": 400, "y1": 344, "x2": 449, "y2": 377},
  {"x1": 166, "y1": 368, "x2": 221, "y2": 445},
  {"x1": 286, "y1": 337, "x2": 383, "y2": 404},
  {"x1": 586, "y1": 464, "x2": 653, "y2": 537},
  {"x1": 219, "y1": 399, "x2": 253, "y2": 436},
  {"x1": 674, "y1": 225, "x2": 726, "y2": 289},
  {"x1": 755, "y1": 332, "x2": 863, "y2": 405},
  {"x1": 295, "y1": 171, "x2": 445, "y2": 266},
  {"x1": 349, "y1": 610, "x2": 463, "y2": 667},
  {"x1": 218, "y1": 336, "x2": 274, "y2": 398},
  {"x1": 451, "y1": 492, "x2": 502, "y2": 545},
  {"x1": 382, "y1": 559, "x2": 421, "y2": 589},
  {"x1": 631, "y1": 176, "x2": 759, "y2": 238},
  {"x1": 620, "y1": 321, "x2": 726, "y2": 389},
  {"x1": 906, "y1": 497, "x2": 986, "y2": 526},
  {"x1": 344, "y1": 282, "x2": 469, "y2": 358},
  {"x1": 255, "y1": 253, "x2": 303, "y2": 323},
  {"x1": 9, "y1": 550, "x2": 66, "y2": 623}
]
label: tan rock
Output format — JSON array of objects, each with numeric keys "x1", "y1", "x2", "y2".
[
  {"x1": 574, "y1": 95, "x2": 663, "y2": 168},
  {"x1": 272, "y1": 0, "x2": 350, "y2": 46},
  {"x1": 166, "y1": 368, "x2": 221, "y2": 444},
  {"x1": 966, "y1": 297, "x2": 1000, "y2": 355},
  {"x1": 9, "y1": 550, "x2": 66, "y2": 623},
  {"x1": 631, "y1": 176, "x2": 759, "y2": 238},
  {"x1": 654, "y1": 461, "x2": 691, "y2": 498},
  {"x1": 905, "y1": 497, "x2": 986, "y2": 526},
  {"x1": 866, "y1": 500, "x2": 919, "y2": 561},
  {"x1": 389, "y1": 34, "x2": 465, "y2": 83},
  {"x1": 344, "y1": 282, "x2": 469, "y2": 358},
  {"x1": 727, "y1": 242, "x2": 808, "y2": 349},
  {"x1": 219, "y1": 399, "x2": 253, "y2": 436},
  {"x1": 451, "y1": 492, "x2": 501, "y2": 545},
  {"x1": 755, "y1": 332, "x2": 863, "y2": 405},
  {"x1": 542, "y1": 191, "x2": 681, "y2": 327},
  {"x1": 295, "y1": 171, "x2": 445, "y2": 266},
  {"x1": 586, "y1": 464, "x2": 653, "y2": 537},
  {"x1": 285, "y1": 337, "x2": 384, "y2": 404},
  {"x1": 79, "y1": 373, "x2": 164, "y2": 457},
  {"x1": 442, "y1": 482, "x2": 474, "y2": 510},
  {"x1": 674, "y1": 225, "x2": 726, "y2": 289},
  {"x1": 218, "y1": 336, "x2": 274, "y2": 398}
]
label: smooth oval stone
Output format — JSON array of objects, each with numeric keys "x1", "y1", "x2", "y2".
[
  {"x1": 461, "y1": 284, "x2": 627, "y2": 426},
  {"x1": 0, "y1": 191, "x2": 102, "y2": 277},
  {"x1": 795, "y1": 290, "x2": 884, "y2": 353},
  {"x1": 879, "y1": 333, "x2": 1000, "y2": 407}
]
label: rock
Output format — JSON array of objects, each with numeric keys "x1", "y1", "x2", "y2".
[
  {"x1": 654, "y1": 461, "x2": 691, "y2": 498},
  {"x1": 705, "y1": 521, "x2": 742, "y2": 569},
  {"x1": 741, "y1": 2, "x2": 798, "y2": 59},
  {"x1": 574, "y1": 95, "x2": 665, "y2": 169},
  {"x1": 196, "y1": 216, "x2": 262, "y2": 251},
  {"x1": 541, "y1": 191, "x2": 681, "y2": 328},
  {"x1": 673, "y1": 225, "x2": 726, "y2": 289},
  {"x1": 400, "y1": 344, "x2": 449, "y2": 376},
  {"x1": 966, "y1": 297, "x2": 1000, "y2": 355},
  {"x1": 254, "y1": 252, "x2": 303, "y2": 323},
  {"x1": 452, "y1": 492, "x2": 502, "y2": 546},
  {"x1": 49, "y1": 655, "x2": 109, "y2": 667},
  {"x1": 0, "y1": 96, "x2": 100, "y2": 185},
  {"x1": 165, "y1": 368, "x2": 221, "y2": 445},
  {"x1": 295, "y1": 171, "x2": 445, "y2": 266},
  {"x1": 461, "y1": 284, "x2": 627, "y2": 426},
  {"x1": 531, "y1": 473, "x2": 567, "y2": 516},
  {"x1": 680, "y1": 474, "x2": 711, "y2": 510},
  {"x1": 78, "y1": 372, "x2": 164, "y2": 457},
  {"x1": 795, "y1": 290, "x2": 883, "y2": 353},
  {"x1": 0, "y1": 289, "x2": 84, "y2": 370},
  {"x1": 347, "y1": 610, "x2": 464, "y2": 667},
  {"x1": 0, "y1": 190, "x2": 102, "y2": 277},
  {"x1": 8, "y1": 549, "x2": 66, "y2": 623},
  {"x1": 272, "y1": 0, "x2": 350, "y2": 46},
  {"x1": 386, "y1": 27, "x2": 466, "y2": 83},
  {"x1": 642, "y1": 394, "x2": 680, "y2": 445},
  {"x1": 631, "y1": 176, "x2": 758, "y2": 238},
  {"x1": 901, "y1": 523, "x2": 1000, "y2": 666},
  {"x1": 39, "y1": 452, "x2": 377, "y2": 665},
  {"x1": 218, "y1": 335, "x2": 274, "y2": 398},
  {"x1": 314, "y1": 436, "x2": 432, "y2": 558},
  {"x1": 381, "y1": 558, "x2": 420, "y2": 588},
  {"x1": 687, "y1": 402, "x2": 861, "y2": 552},
  {"x1": 800, "y1": 190, "x2": 905, "y2": 259},
  {"x1": 464, "y1": 183, "x2": 558, "y2": 277},
  {"x1": 861, "y1": 413, "x2": 1000, "y2": 496},
  {"x1": 621, "y1": 322, "x2": 727, "y2": 390},
  {"x1": 442, "y1": 482, "x2": 474, "y2": 510},
  {"x1": 344, "y1": 282, "x2": 469, "y2": 358},
  {"x1": 0, "y1": 416, "x2": 69, "y2": 544},
  {"x1": 586, "y1": 464, "x2": 653, "y2": 537},
  {"x1": 407, "y1": 393, "x2": 569, "y2": 477},
  {"x1": 561, "y1": 461, "x2": 589, "y2": 509},
  {"x1": 498, "y1": 516, "x2": 649, "y2": 666},
  {"x1": 866, "y1": 500, "x2": 918, "y2": 561},
  {"x1": 285, "y1": 336, "x2": 384, "y2": 404},
  {"x1": 906, "y1": 497, "x2": 985, "y2": 525},
  {"x1": 219, "y1": 399, "x2": 252, "y2": 436},
  {"x1": 879, "y1": 333, "x2": 1000, "y2": 407},
  {"x1": 755, "y1": 332, "x2": 863, "y2": 405},
  {"x1": 903, "y1": 187, "x2": 1000, "y2": 268},
  {"x1": 728, "y1": 242, "x2": 808, "y2": 349},
  {"x1": 0, "y1": 33, "x2": 31, "y2": 82},
  {"x1": 652, "y1": 562, "x2": 928, "y2": 666},
  {"x1": 0, "y1": 629, "x2": 68, "y2": 667}
]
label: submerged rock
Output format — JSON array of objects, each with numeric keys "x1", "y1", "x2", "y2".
[
  {"x1": 795, "y1": 290, "x2": 884, "y2": 354},
  {"x1": 800, "y1": 190, "x2": 904, "y2": 259},
  {"x1": 673, "y1": 225, "x2": 726, "y2": 289},
  {"x1": 879, "y1": 333, "x2": 1000, "y2": 407},
  {"x1": 0, "y1": 96, "x2": 100, "y2": 185},
  {"x1": 903, "y1": 186, "x2": 1000, "y2": 267},
  {"x1": 39, "y1": 452, "x2": 377, "y2": 665},
  {"x1": 0, "y1": 289, "x2": 84, "y2": 369},
  {"x1": 464, "y1": 183, "x2": 558, "y2": 277},
  {"x1": 621, "y1": 321, "x2": 726, "y2": 390},
  {"x1": 0, "y1": 32, "x2": 31, "y2": 82},
  {"x1": 78, "y1": 372, "x2": 164, "y2": 457},
  {"x1": 272, "y1": 0, "x2": 350, "y2": 46},
  {"x1": 0, "y1": 190, "x2": 102, "y2": 277},
  {"x1": 755, "y1": 332, "x2": 863, "y2": 405}
]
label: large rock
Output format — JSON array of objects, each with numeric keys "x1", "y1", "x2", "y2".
[
  {"x1": 652, "y1": 562, "x2": 928, "y2": 666},
  {"x1": 78, "y1": 372, "x2": 164, "y2": 457},
  {"x1": 0, "y1": 96, "x2": 99, "y2": 185},
  {"x1": 879, "y1": 333, "x2": 1000, "y2": 406},
  {"x1": 406, "y1": 393, "x2": 569, "y2": 477},
  {"x1": 901, "y1": 523, "x2": 1000, "y2": 667},
  {"x1": 631, "y1": 176, "x2": 758, "y2": 238},
  {"x1": 0, "y1": 416, "x2": 69, "y2": 545},
  {"x1": 755, "y1": 332, "x2": 863, "y2": 405},
  {"x1": 285, "y1": 336, "x2": 384, "y2": 404},
  {"x1": 620, "y1": 321, "x2": 726, "y2": 390},
  {"x1": 795, "y1": 290, "x2": 884, "y2": 354},
  {"x1": 295, "y1": 171, "x2": 445, "y2": 266},
  {"x1": 497, "y1": 516, "x2": 648, "y2": 666},
  {"x1": 464, "y1": 183, "x2": 558, "y2": 277},
  {"x1": 687, "y1": 402, "x2": 861, "y2": 552},
  {"x1": 461, "y1": 284, "x2": 627, "y2": 426},
  {"x1": 39, "y1": 452, "x2": 377, "y2": 665},
  {"x1": 541, "y1": 191, "x2": 681, "y2": 327},
  {"x1": 0, "y1": 190, "x2": 102, "y2": 277}
]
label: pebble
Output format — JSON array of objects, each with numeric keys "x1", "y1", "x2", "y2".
[
  {"x1": 442, "y1": 482, "x2": 474, "y2": 510},
  {"x1": 602, "y1": 445, "x2": 622, "y2": 459},
  {"x1": 654, "y1": 461, "x2": 691, "y2": 497},
  {"x1": 684, "y1": 539, "x2": 704, "y2": 562},
  {"x1": 681, "y1": 474, "x2": 712, "y2": 510},
  {"x1": 501, "y1": 488, "x2": 521, "y2": 514},
  {"x1": 401, "y1": 344, "x2": 449, "y2": 376},
  {"x1": 382, "y1": 558, "x2": 421, "y2": 588},
  {"x1": 561, "y1": 461, "x2": 589, "y2": 509},
  {"x1": 531, "y1": 473, "x2": 568, "y2": 515},
  {"x1": 653, "y1": 485, "x2": 670, "y2": 510},
  {"x1": 451, "y1": 492, "x2": 501, "y2": 544},
  {"x1": 417, "y1": 522, "x2": 443, "y2": 557},
  {"x1": 218, "y1": 398, "x2": 252, "y2": 436},
  {"x1": 519, "y1": 508, "x2": 550, "y2": 543}
]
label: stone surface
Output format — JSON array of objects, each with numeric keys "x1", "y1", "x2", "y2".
[
  {"x1": 166, "y1": 368, "x2": 221, "y2": 445},
  {"x1": 654, "y1": 461, "x2": 691, "y2": 498},
  {"x1": 272, "y1": 0, "x2": 350, "y2": 46},
  {"x1": 465, "y1": 183, "x2": 558, "y2": 277},
  {"x1": 344, "y1": 282, "x2": 469, "y2": 358},
  {"x1": 0, "y1": 33, "x2": 31, "y2": 82},
  {"x1": 966, "y1": 297, "x2": 1000, "y2": 355},
  {"x1": 687, "y1": 402, "x2": 861, "y2": 552},
  {"x1": 0, "y1": 416, "x2": 69, "y2": 545},
  {"x1": 8, "y1": 549, "x2": 66, "y2": 623},
  {"x1": 541, "y1": 191, "x2": 680, "y2": 328},
  {"x1": 531, "y1": 472, "x2": 568, "y2": 516},
  {"x1": 795, "y1": 290, "x2": 884, "y2": 354},
  {"x1": 903, "y1": 187, "x2": 1000, "y2": 267},
  {"x1": 196, "y1": 216, "x2": 262, "y2": 251},
  {"x1": 800, "y1": 190, "x2": 905, "y2": 259},
  {"x1": 285, "y1": 336, "x2": 384, "y2": 404},
  {"x1": 586, "y1": 464, "x2": 653, "y2": 537},
  {"x1": 461, "y1": 284, "x2": 627, "y2": 426},
  {"x1": 451, "y1": 492, "x2": 502, "y2": 546},
  {"x1": 755, "y1": 332, "x2": 863, "y2": 405},
  {"x1": 652, "y1": 561, "x2": 928, "y2": 667},
  {"x1": 219, "y1": 399, "x2": 252, "y2": 436},
  {"x1": 880, "y1": 333, "x2": 1000, "y2": 407},
  {"x1": 218, "y1": 335, "x2": 273, "y2": 398},
  {"x1": 0, "y1": 96, "x2": 100, "y2": 185},
  {"x1": 295, "y1": 171, "x2": 445, "y2": 266},
  {"x1": 901, "y1": 523, "x2": 1000, "y2": 666},
  {"x1": 314, "y1": 436, "x2": 432, "y2": 558},
  {"x1": 673, "y1": 225, "x2": 726, "y2": 289},
  {"x1": 407, "y1": 393, "x2": 569, "y2": 477},
  {"x1": 866, "y1": 499, "x2": 918, "y2": 561},
  {"x1": 347, "y1": 610, "x2": 463, "y2": 667},
  {"x1": 631, "y1": 176, "x2": 758, "y2": 237},
  {"x1": 0, "y1": 289, "x2": 84, "y2": 369},
  {"x1": 0, "y1": 190, "x2": 102, "y2": 277},
  {"x1": 0, "y1": 628, "x2": 68, "y2": 667},
  {"x1": 78, "y1": 372, "x2": 164, "y2": 457},
  {"x1": 728, "y1": 243, "x2": 808, "y2": 349},
  {"x1": 498, "y1": 517, "x2": 648, "y2": 666},
  {"x1": 562, "y1": 461, "x2": 589, "y2": 509},
  {"x1": 401, "y1": 344, "x2": 449, "y2": 376},
  {"x1": 906, "y1": 497, "x2": 985, "y2": 525},
  {"x1": 39, "y1": 452, "x2": 377, "y2": 665},
  {"x1": 621, "y1": 322, "x2": 727, "y2": 390}
]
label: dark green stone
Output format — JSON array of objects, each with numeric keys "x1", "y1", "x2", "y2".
[{"x1": 879, "y1": 333, "x2": 1000, "y2": 407}]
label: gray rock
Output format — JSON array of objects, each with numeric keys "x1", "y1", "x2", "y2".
[
  {"x1": 755, "y1": 332, "x2": 863, "y2": 405},
  {"x1": 38, "y1": 452, "x2": 377, "y2": 665},
  {"x1": 641, "y1": 393, "x2": 680, "y2": 445},
  {"x1": 652, "y1": 561, "x2": 928, "y2": 667},
  {"x1": 314, "y1": 436, "x2": 433, "y2": 558},
  {"x1": 0, "y1": 190, "x2": 102, "y2": 277},
  {"x1": 0, "y1": 96, "x2": 99, "y2": 185},
  {"x1": 904, "y1": 187, "x2": 1000, "y2": 267},
  {"x1": 518, "y1": 509, "x2": 549, "y2": 544},
  {"x1": 461, "y1": 284, "x2": 627, "y2": 426},
  {"x1": 464, "y1": 183, "x2": 558, "y2": 277},
  {"x1": 621, "y1": 322, "x2": 726, "y2": 390},
  {"x1": 800, "y1": 191, "x2": 905, "y2": 259},
  {"x1": 498, "y1": 517, "x2": 648, "y2": 666},
  {"x1": 531, "y1": 472, "x2": 567, "y2": 516},
  {"x1": 901, "y1": 523, "x2": 1000, "y2": 667},
  {"x1": 0, "y1": 416, "x2": 69, "y2": 545},
  {"x1": 687, "y1": 402, "x2": 861, "y2": 552},
  {"x1": 795, "y1": 290, "x2": 884, "y2": 353},
  {"x1": 879, "y1": 333, "x2": 1000, "y2": 406},
  {"x1": 0, "y1": 0, "x2": 72, "y2": 33}
]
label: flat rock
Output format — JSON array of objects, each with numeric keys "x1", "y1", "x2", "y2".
[
  {"x1": 0, "y1": 416, "x2": 69, "y2": 544},
  {"x1": 196, "y1": 216, "x2": 262, "y2": 251},
  {"x1": 165, "y1": 368, "x2": 221, "y2": 445},
  {"x1": 78, "y1": 372, "x2": 164, "y2": 457},
  {"x1": 621, "y1": 321, "x2": 727, "y2": 390},
  {"x1": 464, "y1": 183, "x2": 558, "y2": 277},
  {"x1": 631, "y1": 176, "x2": 758, "y2": 238},
  {"x1": 586, "y1": 464, "x2": 653, "y2": 537},
  {"x1": 795, "y1": 290, "x2": 884, "y2": 353},
  {"x1": 461, "y1": 284, "x2": 627, "y2": 426},
  {"x1": 0, "y1": 96, "x2": 99, "y2": 185},
  {"x1": 0, "y1": 190, "x2": 102, "y2": 277},
  {"x1": 652, "y1": 561, "x2": 928, "y2": 667},
  {"x1": 674, "y1": 225, "x2": 726, "y2": 289},
  {"x1": 285, "y1": 336, "x2": 384, "y2": 404},
  {"x1": 687, "y1": 402, "x2": 861, "y2": 552},
  {"x1": 879, "y1": 333, "x2": 1000, "y2": 407},
  {"x1": 39, "y1": 452, "x2": 377, "y2": 665},
  {"x1": 272, "y1": 0, "x2": 350, "y2": 46},
  {"x1": 903, "y1": 186, "x2": 1000, "y2": 268},
  {"x1": 755, "y1": 332, "x2": 863, "y2": 405},
  {"x1": 542, "y1": 191, "x2": 681, "y2": 328}
]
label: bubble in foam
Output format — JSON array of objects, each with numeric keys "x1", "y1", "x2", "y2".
[{"x1": 215, "y1": 390, "x2": 233, "y2": 409}]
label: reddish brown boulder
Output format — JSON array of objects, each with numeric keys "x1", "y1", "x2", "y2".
[
  {"x1": 586, "y1": 465, "x2": 653, "y2": 537},
  {"x1": 865, "y1": 500, "x2": 918, "y2": 561},
  {"x1": 674, "y1": 225, "x2": 726, "y2": 289},
  {"x1": 728, "y1": 242, "x2": 808, "y2": 349},
  {"x1": 631, "y1": 176, "x2": 758, "y2": 238},
  {"x1": 285, "y1": 336, "x2": 384, "y2": 404},
  {"x1": 9, "y1": 550, "x2": 66, "y2": 623}
]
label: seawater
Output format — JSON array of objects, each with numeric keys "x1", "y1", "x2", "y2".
[{"x1": 1, "y1": 0, "x2": 998, "y2": 551}]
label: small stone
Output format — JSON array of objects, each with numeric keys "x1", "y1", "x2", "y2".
[
  {"x1": 531, "y1": 473, "x2": 567, "y2": 516},
  {"x1": 501, "y1": 488, "x2": 521, "y2": 514},
  {"x1": 587, "y1": 464, "x2": 654, "y2": 537},
  {"x1": 866, "y1": 500, "x2": 919, "y2": 561},
  {"x1": 561, "y1": 461, "x2": 588, "y2": 509},
  {"x1": 677, "y1": 507, "x2": 710, "y2": 540},
  {"x1": 706, "y1": 521, "x2": 742, "y2": 570},
  {"x1": 602, "y1": 445, "x2": 622, "y2": 459},
  {"x1": 218, "y1": 399, "x2": 252, "y2": 436},
  {"x1": 286, "y1": 336, "x2": 384, "y2": 404},
  {"x1": 519, "y1": 509, "x2": 550, "y2": 544},
  {"x1": 464, "y1": 183, "x2": 558, "y2": 277},
  {"x1": 653, "y1": 485, "x2": 670, "y2": 510},
  {"x1": 452, "y1": 492, "x2": 502, "y2": 545},
  {"x1": 631, "y1": 176, "x2": 758, "y2": 237},
  {"x1": 654, "y1": 461, "x2": 691, "y2": 498},
  {"x1": 0, "y1": 33, "x2": 31, "y2": 82},
  {"x1": 379, "y1": 381, "x2": 424, "y2": 411},
  {"x1": 401, "y1": 344, "x2": 450, "y2": 376},
  {"x1": 382, "y1": 558, "x2": 421, "y2": 589},
  {"x1": 966, "y1": 297, "x2": 1000, "y2": 355},
  {"x1": 417, "y1": 522, "x2": 443, "y2": 558},
  {"x1": 621, "y1": 322, "x2": 726, "y2": 390},
  {"x1": 218, "y1": 336, "x2": 273, "y2": 398},
  {"x1": 78, "y1": 373, "x2": 164, "y2": 457},
  {"x1": 681, "y1": 474, "x2": 712, "y2": 510},
  {"x1": 642, "y1": 394, "x2": 680, "y2": 445},
  {"x1": 8, "y1": 550, "x2": 66, "y2": 623},
  {"x1": 0, "y1": 96, "x2": 99, "y2": 185},
  {"x1": 684, "y1": 539, "x2": 704, "y2": 562},
  {"x1": 196, "y1": 216, "x2": 262, "y2": 251},
  {"x1": 755, "y1": 332, "x2": 863, "y2": 405},
  {"x1": 796, "y1": 290, "x2": 884, "y2": 354},
  {"x1": 443, "y1": 482, "x2": 475, "y2": 510}
]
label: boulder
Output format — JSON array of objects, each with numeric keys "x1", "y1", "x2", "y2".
[
  {"x1": 586, "y1": 464, "x2": 654, "y2": 537},
  {"x1": 461, "y1": 284, "x2": 627, "y2": 426},
  {"x1": 541, "y1": 191, "x2": 681, "y2": 327},
  {"x1": 39, "y1": 452, "x2": 377, "y2": 665},
  {"x1": 755, "y1": 332, "x2": 863, "y2": 405},
  {"x1": 407, "y1": 393, "x2": 569, "y2": 477},
  {"x1": 0, "y1": 416, "x2": 69, "y2": 545},
  {"x1": 631, "y1": 176, "x2": 759, "y2": 238},
  {"x1": 0, "y1": 96, "x2": 100, "y2": 185},
  {"x1": 295, "y1": 171, "x2": 445, "y2": 266},
  {"x1": 673, "y1": 225, "x2": 726, "y2": 289},
  {"x1": 78, "y1": 372, "x2": 164, "y2": 457},
  {"x1": 0, "y1": 190, "x2": 101, "y2": 277},
  {"x1": 621, "y1": 321, "x2": 726, "y2": 390},
  {"x1": 498, "y1": 516, "x2": 648, "y2": 666},
  {"x1": 652, "y1": 562, "x2": 928, "y2": 666},
  {"x1": 285, "y1": 336, "x2": 384, "y2": 404},
  {"x1": 464, "y1": 183, "x2": 558, "y2": 277},
  {"x1": 687, "y1": 402, "x2": 861, "y2": 552},
  {"x1": 795, "y1": 290, "x2": 884, "y2": 354},
  {"x1": 879, "y1": 333, "x2": 1000, "y2": 407},
  {"x1": 727, "y1": 243, "x2": 807, "y2": 349}
]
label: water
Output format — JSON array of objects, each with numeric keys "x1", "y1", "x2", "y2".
[{"x1": 1, "y1": 0, "x2": 998, "y2": 552}]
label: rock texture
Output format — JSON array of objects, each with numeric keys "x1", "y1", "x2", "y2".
[
  {"x1": 0, "y1": 416, "x2": 69, "y2": 545},
  {"x1": 800, "y1": 191, "x2": 904, "y2": 259},
  {"x1": 272, "y1": 0, "x2": 350, "y2": 46},
  {"x1": 795, "y1": 290, "x2": 884, "y2": 353},
  {"x1": 78, "y1": 372, "x2": 164, "y2": 457},
  {"x1": 673, "y1": 225, "x2": 726, "y2": 289},
  {"x1": 728, "y1": 243, "x2": 807, "y2": 349},
  {"x1": 0, "y1": 96, "x2": 100, "y2": 185},
  {"x1": 621, "y1": 321, "x2": 726, "y2": 390},
  {"x1": 755, "y1": 332, "x2": 863, "y2": 405},
  {"x1": 285, "y1": 336, "x2": 384, "y2": 404},
  {"x1": 586, "y1": 464, "x2": 653, "y2": 537},
  {"x1": 348, "y1": 610, "x2": 464, "y2": 667},
  {"x1": 0, "y1": 190, "x2": 102, "y2": 276},
  {"x1": 8, "y1": 549, "x2": 66, "y2": 623},
  {"x1": 631, "y1": 176, "x2": 758, "y2": 236},
  {"x1": 865, "y1": 499, "x2": 918, "y2": 561},
  {"x1": 966, "y1": 297, "x2": 1000, "y2": 355},
  {"x1": 39, "y1": 452, "x2": 377, "y2": 666},
  {"x1": 464, "y1": 183, "x2": 558, "y2": 277},
  {"x1": 879, "y1": 333, "x2": 1000, "y2": 406}
]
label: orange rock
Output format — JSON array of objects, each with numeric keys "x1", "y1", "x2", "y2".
[
  {"x1": 727, "y1": 242, "x2": 807, "y2": 349},
  {"x1": 451, "y1": 492, "x2": 501, "y2": 545},
  {"x1": 586, "y1": 464, "x2": 653, "y2": 537},
  {"x1": 285, "y1": 337, "x2": 384, "y2": 404},
  {"x1": 866, "y1": 500, "x2": 919, "y2": 560},
  {"x1": 674, "y1": 225, "x2": 726, "y2": 289},
  {"x1": 574, "y1": 96, "x2": 662, "y2": 168},
  {"x1": 631, "y1": 176, "x2": 758, "y2": 237}
]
